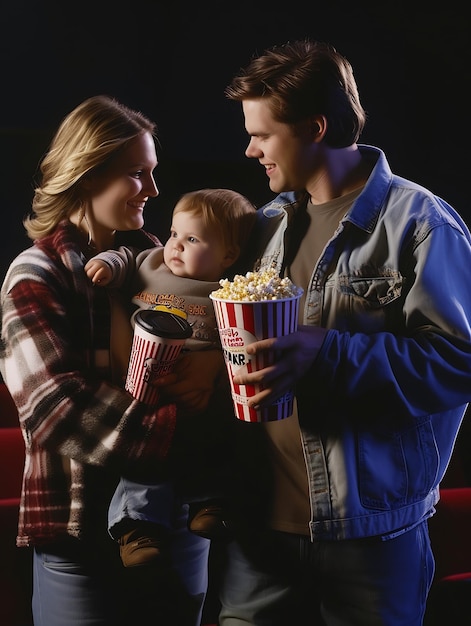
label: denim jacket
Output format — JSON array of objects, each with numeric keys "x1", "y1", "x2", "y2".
[{"x1": 250, "y1": 145, "x2": 471, "y2": 540}]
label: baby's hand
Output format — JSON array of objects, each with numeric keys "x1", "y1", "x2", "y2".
[{"x1": 84, "y1": 259, "x2": 112, "y2": 285}]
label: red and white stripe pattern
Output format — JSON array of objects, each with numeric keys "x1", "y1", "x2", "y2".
[
  {"x1": 211, "y1": 295, "x2": 300, "y2": 422},
  {"x1": 125, "y1": 328, "x2": 185, "y2": 406}
]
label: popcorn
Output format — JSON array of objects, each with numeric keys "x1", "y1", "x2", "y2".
[{"x1": 211, "y1": 268, "x2": 303, "y2": 301}]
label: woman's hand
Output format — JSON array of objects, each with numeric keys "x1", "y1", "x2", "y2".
[
  {"x1": 155, "y1": 350, "x2": 226, "y2": 416},
  {"x1": 232, "y1": 325, "x2": 328, "y2": 408}
]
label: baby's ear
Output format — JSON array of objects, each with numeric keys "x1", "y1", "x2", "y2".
[{"x1": 222, "y1": 245, "x2": 240, "y2": 269}]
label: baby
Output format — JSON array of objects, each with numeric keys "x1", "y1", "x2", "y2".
[{"x1": 85, "y1": 188, "x2": 256, "y2": 567}]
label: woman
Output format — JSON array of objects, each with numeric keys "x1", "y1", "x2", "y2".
[{"x1": 0, "y1": 95, "x2": 215, "y2": 626}]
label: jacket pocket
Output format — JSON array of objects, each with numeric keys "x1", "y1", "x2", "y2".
[
  {"x1": 323, "y1": 268, "x2": 404, "y2": 332},
  {"x1": 358, "y1": 419, "x2": 438, "y2": 510},
  {"x1": 343, "y1": 269, "x2": 403, "y2": 307}
]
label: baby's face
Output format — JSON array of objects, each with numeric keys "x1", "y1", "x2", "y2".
[{"x1": 164, "y1": 211, "x2": 231, "y2": 282}]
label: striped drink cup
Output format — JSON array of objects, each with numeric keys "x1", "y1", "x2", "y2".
[
  {"x1": 125, "y1": 308, "x2": 192, "y2": 406},
  {"x1": 210, "y1": 293, "x2": 302, "y2": 422}
]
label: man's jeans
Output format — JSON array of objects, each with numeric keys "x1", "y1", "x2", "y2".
[{"x1": 219, "y1": 520, "x2": 434, "y2": 625}]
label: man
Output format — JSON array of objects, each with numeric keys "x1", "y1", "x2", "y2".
[{"x1": 220, "y1": 39, "x2": 471, "y2": 625}]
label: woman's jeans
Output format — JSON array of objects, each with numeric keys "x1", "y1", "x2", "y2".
[
  {"x1": 32, "y1": 504, "x2": 209, "y2": 626},
  {"x1": 219, "y1": 520, "x2": 434, "y2": 626}
]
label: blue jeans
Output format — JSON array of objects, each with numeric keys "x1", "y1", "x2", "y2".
[
  {"x1": 219, "y1": 521, "x2": 434, "y2": 625},
  {"x1": 108, "y1": 478, "x2": 176, "y2": 535},
  {"x1": 32, "y1": 504, "x2": 210, "y2": 626},
  {"x1": 108, "y1": 477, "x2": 222, "y2": 536}
]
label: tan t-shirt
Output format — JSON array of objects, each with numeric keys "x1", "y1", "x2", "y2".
[{"x1": 266, "y1": 189, "x2": 362, "y2": 534}]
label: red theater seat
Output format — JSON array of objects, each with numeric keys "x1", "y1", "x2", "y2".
[
  {"x1": 0, "y1": 382, "x2": 19, "y2": 427},
  {"x1": 425, "y1": 487, "x2": 471, "y2": 626},
  {"x1": 0, "y1": 424, "x2": 33, "y2": 626}
]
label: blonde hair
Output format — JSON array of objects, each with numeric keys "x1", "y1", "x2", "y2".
[
  {"x1": 24, "y1": 95, "x2": 156, "y2": 240},
  {"x1": 172, "y1": 188, "x2": 257, "y2": 255}
]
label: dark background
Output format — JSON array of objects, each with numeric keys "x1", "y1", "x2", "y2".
[{"x1": 1, "y1": 1, "x2": 469, "y2": 280}]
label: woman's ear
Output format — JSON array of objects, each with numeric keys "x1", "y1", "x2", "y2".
[
  {"x1": 81, "y1": 172, "x2": 106, "y2": 194},
  {"x1": 80, "y1": 175, "x2": 94, "y2": 191}
]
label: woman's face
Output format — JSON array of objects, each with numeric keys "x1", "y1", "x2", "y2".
[{"x1": 86, "y1": 132, "x2": 158, "y2": 248}]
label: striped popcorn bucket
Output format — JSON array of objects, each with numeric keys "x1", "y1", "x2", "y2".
[
  {"x1": 125, "y1": 309, "x2": 192, "y2": 406},
  {"x1": 210, "y1": 294, "x2": 302, "y2": 422}
]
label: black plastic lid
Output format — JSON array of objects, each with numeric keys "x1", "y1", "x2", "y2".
[{"x1": 134, "y1": 309, "x2": 193, "y2": 339}]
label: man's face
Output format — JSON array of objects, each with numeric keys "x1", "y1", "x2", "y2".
[{"x1": 242, "y1": 98, "x2": 318, "y2": 194}]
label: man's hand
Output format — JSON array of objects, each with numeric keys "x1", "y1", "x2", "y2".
[{"x1": 232, "y1": 325, "x2": 328, "y2": 408}]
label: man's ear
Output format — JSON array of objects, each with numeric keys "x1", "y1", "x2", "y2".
[{"x1": 311, "y1": 115, "x2": 327, "y2": 142}]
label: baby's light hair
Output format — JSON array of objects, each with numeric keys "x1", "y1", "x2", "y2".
[{"x1": 172, "y1": 188, "x2": 256, "y2": 255}]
